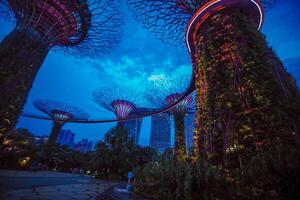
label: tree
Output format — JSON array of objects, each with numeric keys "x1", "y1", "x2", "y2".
[
  {"x1": 0, "y1": 128, "x2": 35, "y2": 168},
  {"x1": 94, "y1": 126, "x2": 157, "y2": 179}
]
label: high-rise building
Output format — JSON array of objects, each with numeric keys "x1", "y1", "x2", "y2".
[
  {"x1": 56, "y1": 129, "x2": 75, "y2": 147},
  {"x1": 185, "y1": 113, "x2": 195, "y2": 152},
  {"x1": 87, "y1": 141, "x2": 94, "y2": 152},
  {"x1": 74, "y1": 138, "x2": 93, "y2": 153},
  {"x1": 120, "y1": 118, "x2": 143, "y2": 143},
  {"x1": 118, "y1": 108, "x2": 153, "y2": 143},
  {"x1": 150, "y1": 113, "x2": 171, "y2": 153}
]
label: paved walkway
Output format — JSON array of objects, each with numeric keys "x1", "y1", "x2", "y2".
[
  {"x1": 0, "y1": 170, "x2": 83, "y2": 177},
  {"x1": 3, "y1": 182, "x2": 113, "y2": 200},
  {"x1": 96, "y1": 185, "x2": 147, "y2": 200},
  {"x1": 0, "y1": 170, "x2": 116, "y2": 200},
  {"x1": 0, "y1": 170, "x2": 148, "y2": 200}
]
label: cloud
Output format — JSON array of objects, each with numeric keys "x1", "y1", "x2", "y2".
[
  {"x1": 148, "y1": 73, "x2": 166, "y2": 81},
  {"x1": 86, "y1": 53, "x2": 192, "y2": 95}
]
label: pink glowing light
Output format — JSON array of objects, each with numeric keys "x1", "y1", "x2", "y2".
[
  {"x1": 8, "y1": 0, "x2": 87, "y2": 45},
  {"x1": 111, "y1": 100, "x2": 136, "y2": 119},
  {"x1": 166, "y1": 93, "x2": 193, "y2": 112},
  {"x1": 185, "y1": 0, "x2": 264, "y2": 55}
]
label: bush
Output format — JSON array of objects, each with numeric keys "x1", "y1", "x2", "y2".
[
  {"x1": 94, "y1": 126, "x2": 158, "y2": 180},
  {"x1": 133, "y1": 145, "x2": 300, "y2": 200}
]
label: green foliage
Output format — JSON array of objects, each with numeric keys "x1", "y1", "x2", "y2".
[
  {"x1": 32, "y1": 143, "x2": 93, "y2": 171},
  {"x1": 194, "y1": 8, "x2": 300, "y2": 166},
  {"x1": 173, "y1": 112, "x2": 187, "y2": 160},
  {"x1": 133, "y1": 157, "x2": 230, "y2": 200},
  {"x1": 133, "y1": 143, "x2": 300, "y2": 200},
  {"x1": 94, "y1": 126, "x2": 158, "y2": 179},
  {"x1": 0, "y1": 128, "x2": 94, "y2": 171},
  {"x1": 0, "y1": 128, "x2": 35, "y2": 169},
  {"x1": 133, "y1": 157, "x2": 178, "y2": 200},
  {"x1": 0, "y1": 127, "x2": 157, "y2": 179}
]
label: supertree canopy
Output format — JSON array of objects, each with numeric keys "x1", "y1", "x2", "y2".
[
  {"x1": 128, "y1": 0, "x2": 300, "y2": 168},
  {"x1": 34, "y1": 100, "x2": 89, "y2": 145},
  {"x1": 146, "y1": 71, "x2": 193, "y2": 113},
  {"x1": 127, "y1": 0, "x2": 276, "y2": 46},
  {"x1": 0, "y1": 0, "x2": 123, "y2": 138},
  {"x1": 93, "y1": 87, "x2": 144, "y2": 122},
  {"x1": 145, "y1": 71, "x2": 193, "y2": 160}
]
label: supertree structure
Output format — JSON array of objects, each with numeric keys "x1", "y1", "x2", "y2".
[
  {"x1": 0, "y1": 0, "x2": 123, "y2": 138},
  {"x1": 145, "y1": 72, "x2": 193, "y2": 160},
  {"x1": 93, "y1": 87, "x2": 144, "y2": 127},
  {"x1": 34, "y1": 100, "x2": 89, "y2": 145},
  {"x1": 128, "y1": 0, "x2": 276, "y2": 46},
  {"x1": 128, "y1": 0, "x2": 300, "y2": 166}
]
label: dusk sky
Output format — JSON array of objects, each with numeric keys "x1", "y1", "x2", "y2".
[{"x1": 0, "y1": 0, "x2": 299, "y2": 146}]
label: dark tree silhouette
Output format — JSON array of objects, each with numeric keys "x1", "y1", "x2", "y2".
[
  {"x1": 34, "y1": 100, "x2": 89, "y2": 145},
  {"x1": 0, "y1": 0, "x2": 124, "y2": 138}
]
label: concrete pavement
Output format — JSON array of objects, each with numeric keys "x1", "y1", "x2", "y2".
[
  {"x1": 96, "y1": 185, "x2": 147, "y2": 200},
  {"x1": 0, "y1": 170, "x2": 148, "y2": 200},
  {"x1": 0, "y1": 170, "x2": 116, "y2": 200}
]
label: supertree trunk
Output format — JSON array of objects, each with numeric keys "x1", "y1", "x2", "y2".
[
  {"x1": 116, "y1": 122, "x2": 125, "y2": 129},
  {"x1": 193, "y1": 9, "x2": 300, "y2": 166},
  {"x1": 174, "y1": 112, "x2": 187, "y2": 160},
  {"x1": 0, "y1": 30, "x2": 49, "y2": 137},
  {"x1": 48, "y1": 122, "x2": 64, "y2": 145}
]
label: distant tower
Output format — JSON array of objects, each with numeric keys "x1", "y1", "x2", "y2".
[
  {"x1": 34, "y1": 100, "x2": 89, "y2": 145},
  {"x1": 93, "y1": 86, "x2": 145, "y2": 141},
  {"x1": 119, "y1": 112, "x2": 143, "y2": 144},
  {"x1": 0, "y1": 0, "x2": 124, "y2": 137},
  {"x1": 120, "y1": 118, "x2": 143, "y2": 143},
  {"x1": 75, "y1": 138, "x2": 93, "y2": 152},
  {"x1": 146, "y1": 71, "x2": 193, "y2": 160},
  {"x1": 150, "y1": 113, "x2": 171, "y2": 153},
  {"x1": 118, "y1": 108, "x2": 152, "y2": 143},
  {"x1": 57, "y1": 129, "x2": 75, "y2": 148}
]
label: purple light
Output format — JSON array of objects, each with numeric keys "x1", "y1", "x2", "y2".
[
  {"x1": 2, "y1": 0, "x2": 124, "y2": 57},
  {"x1": 186, "y1": 0, "x2": 264, "y2": 54},
  {"x1": 34, "y1": 100, "x2": 89, "y2": 121},
  {"x1": 111, "y1": 100, "x2": 136, "y2": 119},
  {"x1": 8, "y1": 0, "x2": 83, "y2": 45},
  {"x1": 166, "y1": 93, "x2": 192, "y2": 112}
]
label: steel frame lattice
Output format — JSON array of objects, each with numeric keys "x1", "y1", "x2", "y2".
[
  {"x1": 145, "y1": 71, "x2": 193, "y2": 113},
  {"x1": 0, "y1": 0, "x2": 124, "y2": 57},
  {"x1": 34, "y1": 100, "x2": 89, "y2": 121},
  {"x1": 127, "y1": 0, "x2": 276, "y2": 46},
  {"x1": 93, "y1": 87, "x2": 145, "y2": 119}
]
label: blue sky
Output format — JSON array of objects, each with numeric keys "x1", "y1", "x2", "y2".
[{"x1": 0, "y1": 0, "x2": 299, "y2": 146}]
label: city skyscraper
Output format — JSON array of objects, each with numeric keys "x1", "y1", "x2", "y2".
[
  {"x1": 150, "y1": 113, "x2": 171, "y2": 153},
  {"x1": 74, "y1": 138, "x2": 94, "y2": 153},
  {"x1": 120, "y1": 118, "x2": 143, "y2": 143},
  {"x1": 119, "y1": 108, "x2": 152, "y2": 143},
  {"x1": 56, "y1": 129, "x2": 75, "y2": 148}
]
